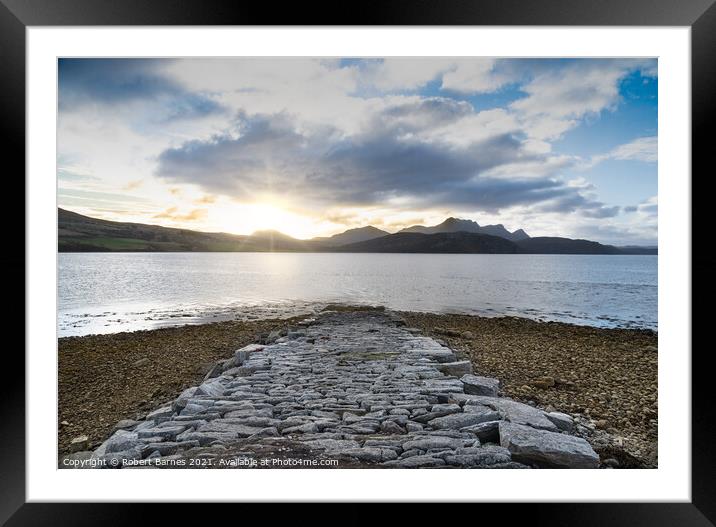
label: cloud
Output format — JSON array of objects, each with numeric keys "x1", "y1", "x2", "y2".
[
  {"x1": 59, "y1": 58, "x2": 223, "y2": 121},
  {"x1": 122, "y1": 180, "x2": 143, "y2": 191},
  {"x1": 634, "y1": 195, "x2": 658, "y2": 216},
  {"x1": 441, "y1": 59, "x2": 515, "y2": 93},
  {"x1": 361, "y1": 58, "x2": 526, "y2": 94},
  {"x1": 58, "y1": 167, "x2": 99, "y2": 182},
  {"x1": 156, "y1": 101, "x2": 619, "y2": 218},
  {"x1": 58, "y1": 57, "x2": 657, "y2": 243},
  {"x1": 153, "y1": 207, "x2": 208, "y2": 222},
  {"x1": 510, "y1": 59, "x2": 657, "y2": 140},
  {"x1": 583, "y1": 136, "x2": 657, "y2": 169},
  {"x1": 195, "y1": 195, "x2": 217, "y2": 205},
  {"x1": 607, "y1": 136, "x2": 658, "y2": 163}
]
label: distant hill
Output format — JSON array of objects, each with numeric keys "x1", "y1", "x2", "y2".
[
  {"x1": 58, "y1": 208, "x2": 314, "y2": 252},
  {"x1": 58, "y1": 208, "x2": 657, "y2": 255},
  {"x1": 312, "y1": 226, "x2": 389, "y2": 246},
  {"x1": 400, "y1": 217, "x2": 530, "y2": 242},
  {"x1": 616, "y1": 245, "x2": 659, "y2": 255},
  {"x1": 338, "y1": 231, "x2": 520, "y2": 253},
  {"x1": 515, "y1": 237, "x2": 622, "y2": 255}
]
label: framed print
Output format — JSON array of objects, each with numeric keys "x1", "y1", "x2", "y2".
[{"x1": 2, "y1": 0, "x2": 712, "y2": 522}]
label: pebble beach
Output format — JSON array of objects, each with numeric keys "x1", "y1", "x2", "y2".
[{"x1": 58, "y1": 306, "x2": 657, "y2": 468}]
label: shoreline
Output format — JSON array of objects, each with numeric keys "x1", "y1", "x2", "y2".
[
  {"x1": 58, "y1": 306, "x2": 657, "y2": 467},
  {"x1": 59, "y1": 302, "x2": 657, "y2": 339}
]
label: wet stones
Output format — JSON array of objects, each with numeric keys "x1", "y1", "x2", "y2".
[
  {"x1": 428, "y1": 408, "x2": 500, "y2": 430},
  {"x1": 383, "y1": 455, "x2": 446, "y2": 468},
  {"x1": 546, "y1": 411, "x2": 575, "y2": 432},
  {"x1": 460, "y1": 375, "x2": 500, "y2": 397},
  {"x1": 69, "y1": 435, "x2": 89, "y2": 453},
  {"x1": 436, "y1": 361, "x2": 473, "y2": 377},
  {"x1": 499, "y1": 422, "x2": 599, "y2": 468},
  {"x1": 461, "y1": 396, "x2": 560, "y2": 432},
  {"x1": 90, "y1": 310, "x2": 600, "y2": 470},
  {"x1": 402, "y1": 436, "x2": 467, "y2": 451}
]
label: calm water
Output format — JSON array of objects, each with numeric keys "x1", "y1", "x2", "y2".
[{"x1": 58, "y1": 253, "x2": 657, "y2": 336}]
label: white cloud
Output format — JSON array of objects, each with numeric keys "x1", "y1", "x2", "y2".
[
  {"x1": 609, "y1": 136, "x2": 658, "y2": 163},
  {"x1": 58, "y1": 58, "x2": 657, "y2": 243},
  {"x1": 510, "y1": 60, "x2": 650, "y2": 140},
  {"x1": 586, "y1": 136, "x2": 658, "y2": 167}
]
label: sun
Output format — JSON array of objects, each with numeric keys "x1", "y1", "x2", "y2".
[{"x1": 212, "y1": 202, "x2": 319, "y2": 240}]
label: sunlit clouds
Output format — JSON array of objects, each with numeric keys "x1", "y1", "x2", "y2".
[{"x1": 58, "y1": 58, "x2": 657, "y2": 244}]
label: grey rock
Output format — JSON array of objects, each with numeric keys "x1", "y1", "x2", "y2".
[
  {"x1": 342, "y1": 447, "x2": 398, "y2": 463},
  {"x1": 546, "y1": 411, "x2": 575, "y2": 432},
  {"x1": 102, "y1": 430, "x2": 139, "y2": 454},
  {"x1": 402, "y1": 436, "x2": 464, "y2": 451},
  {"x1": 197, "y1": 421, "x2": 264, "y2": 438},
  {"x1": 436, "y1": 361, "x2": 473, "y2": 377},
  {"x1": 383, "y1": 455, "x2": 446, "y2": 468},
  {"x1": 460, "y1": 375, "x2": 500, "y2": 397},
  {"x1": 428, "y1": 409, "x2": 500, "y2": 430},
  {"x1": 405, "y1": 422, "x2": 424, "y2": 433},
  {"x1": 380, "y1": 420, "x2": 405, "y2": 434},
  {"x1": 246, "y1": 427, "x2": 280, "y2": 440},
  {"x1": 444, "y1": 445, "x2": 512, "y2": 467},
  {"x1": 100, "y1": 447, "x2": 144, "y2": 468},
  {"x1": 179, "y1": 431, "x2": 238, "y2": 446},
  {"x1": 204, "y1": 360, "x2": 229, "y2": 380},
  {"x1": 399, "y1": 449, "x2": 423, "y2": 459},
  {"x1": 234, "y1": 344, "x2": 265, "y2": 364},
  {"x1": 195, "y1": 380, "x2": 225, "y2": 397},
  {"x1": 112, "y1": 419, "x2": 140, "y2": 433},
  {"x1": 282, "y1": 422, "x2": 320, "y2": 434},
  {"x1": 137, "y1": 426, "x2": 186, "y2": 441},
  {"x1": 413, "y1": 403, "x2": 462, "y2": 423},
  {"x1": 463, "y1": 396, "x2": 559, "y2": 432},
  {"x1": 69, "y1": 435, "x2": 89, "y2": 453},
  {"x1": 88, "y1": 310, "x2": 587, "y2": 471},
  {"x1": 146, "y1": 405, "x2": 174, "y2": 421},
  {"x1": 141, "y1": 441, "x2": 199, "y2": 458},
  {"x1": 499, "y1": 422, "x2": 600, "y2": 468},
  {"x1": 303, "y1": 439, "x2": 362, "y2": 452},
  {"x1": 461, "y1": 420, "x2": 501, "y2": 443}
]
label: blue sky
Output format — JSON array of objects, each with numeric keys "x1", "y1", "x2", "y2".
[{"x1": 58, "y1": 57, "x2": 657, "y2": 244}]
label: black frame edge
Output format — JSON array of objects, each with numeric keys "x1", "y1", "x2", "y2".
[
  {"x1": 5, "y1": 0, "x2": 714, "y2": 524},
  {"x1": 1, "y1": 0, "x2": 715, "y2": 26},
  {"x1": 692, "y1": 0, "x2": 716, "y2": 523},
  {"x1": 0, "y1": 1, "x2": 26, "y2": 525}
]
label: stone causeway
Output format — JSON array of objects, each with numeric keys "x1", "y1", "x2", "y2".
[{"x1": 87, "y1": 310, "x2": 600, "y2": 469}]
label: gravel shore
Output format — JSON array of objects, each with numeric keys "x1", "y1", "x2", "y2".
[
  {"x1": 400, "y1": 312, "x2": 657, "y2": 467},
  {"x1": 58, "y1": 317, "x2": 303, "y2": 454},
  {"x1": 59, "y1": 308, "x2": 656, "y2": 466}
]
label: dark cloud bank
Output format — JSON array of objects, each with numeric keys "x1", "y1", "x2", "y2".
[{"x1": 156, "y1": 99, "x2": 619, "y2": 217}]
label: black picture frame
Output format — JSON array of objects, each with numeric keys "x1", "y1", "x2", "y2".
[{"x1": 2, "y1": 0, "x2": 711, "y2": 522}]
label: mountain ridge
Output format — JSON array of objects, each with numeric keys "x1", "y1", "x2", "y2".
[
  {"x1": 57, "y1": 208, "x2": 656, "y2": 255},
  {"x1": 400, "y1": 217, "x2": 530, "y2": 242}
]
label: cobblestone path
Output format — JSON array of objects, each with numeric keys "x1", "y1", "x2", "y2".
[{"x1": 88, "y1": 310, "x2": 600, "y2": 469}]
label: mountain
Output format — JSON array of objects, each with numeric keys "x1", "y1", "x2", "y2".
[
  {"x1": 515, "y1": 237, "x2": 623, "y2": 255},
  {"x1": 616, "y1": 245, "x2": 658, "y2": 255},
  {"x1": 400, "y1": 217, "x2": 530, "y2": 242},
  {"x1": 58, "y1": 208, "x2": 313, "y2": 252},
  {"x1": 338, "y1": 231, "x2": 520, "y2": 253},
  {"x1": 58, "y1": 208, "x2": 657, "y2": 255},
  {"x1": 401, "y1": 217, "x2": 481, "y2": 234},
  {"x1": 312, "y1": 226, "x2": 389, "y2": 246}
]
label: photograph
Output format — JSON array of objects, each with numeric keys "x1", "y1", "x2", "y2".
[{"x1": 56, "y1": 56, "x2": 659, "y2": 471}]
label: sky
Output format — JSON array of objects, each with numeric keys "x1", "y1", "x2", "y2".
[{"x1": 57, "y1": 57, "x2": 657, "y2": 245}]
